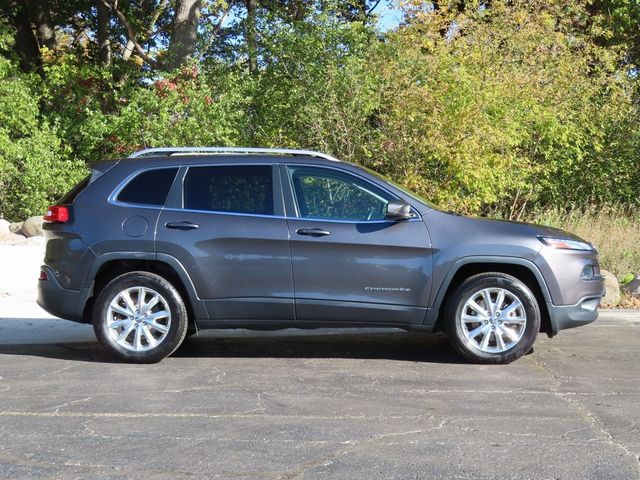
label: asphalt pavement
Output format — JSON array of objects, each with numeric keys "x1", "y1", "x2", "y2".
[{"x1": 0, "y1": 306, "x2": 639, "y2": 479}]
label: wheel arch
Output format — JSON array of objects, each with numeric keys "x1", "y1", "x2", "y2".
[
  {"x1": 80, "y1": 252, "x2": 208, "y2": 325},
  {"x1": 426, "y1": 257, "x2": 553, "y2": 336}
]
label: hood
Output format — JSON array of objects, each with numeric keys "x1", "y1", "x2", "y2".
[
  {"x1": 465, "y1": 215, "x2": 589, "y2": 243},
  {"x1": 423, "y1": 209, "x2": 593, "y2": 257}
]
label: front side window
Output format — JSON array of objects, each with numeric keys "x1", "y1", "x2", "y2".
[
  {"x1": 288, "y1": 166, "x2": 391, "y2": 221},
  {"x1": 184, "y1": 165, "x2": 274, "y2": 215},
  {"x1": 117, "y1": 168, "x2": 178, "y2": 206}
]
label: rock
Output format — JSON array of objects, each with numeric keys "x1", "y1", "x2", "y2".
[
  {"x1": 621, "y1": 277, "x2": 640, "y2": 299},
  {"x1": 9, "y1": 222, "x2": 23, "y2": 235},
  {"x1": 0, "y1": 218, "x2": 9, "y2": 235},
  {"x1": 0, "y1": 232, "x2": 27, "y2": 245},
  {"x1": 601, "y1": 270, "x2": 621, "y2": 305},
  {"x1": 20, "y1": 216, "x2": 44, "y2": 237}
]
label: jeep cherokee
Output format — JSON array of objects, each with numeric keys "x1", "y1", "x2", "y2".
[{"x1": 37, "y1": 147, "x2": 605, "y2": 363}]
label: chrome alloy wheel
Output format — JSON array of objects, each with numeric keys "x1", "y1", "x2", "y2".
[
  {"x1": 459, "y1": 288, "x2": 527, "y2": 354},
  {"x1": 106, "y1": 286, "x2": 172, "y2": 352}
]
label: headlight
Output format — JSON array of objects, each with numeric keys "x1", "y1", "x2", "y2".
[{"x1": 539, "y1": 236, "x2": 593, "y2": 251}]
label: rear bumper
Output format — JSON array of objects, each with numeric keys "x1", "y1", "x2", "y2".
[
  {"x1": 37, "y1": 266, "x2": 88, "y2": 323},
  {"x1": 547, "y1": 295, "x2": 602, "y2": 335}
]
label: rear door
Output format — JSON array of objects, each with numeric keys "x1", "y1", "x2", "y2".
[
  {"x1": 282, "y1": 164, "x2": 432, "y2": 325},
  {"x1": 156, "y1": 163, "x2": 294, "y2": 321}
]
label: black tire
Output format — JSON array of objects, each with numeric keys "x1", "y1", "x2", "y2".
[
  {"x1": 444, "y1": 272, "x2": 540, "y2": 364},
  {"x1": 93, "y1": 271, "x2": 189, "y2": 363}
]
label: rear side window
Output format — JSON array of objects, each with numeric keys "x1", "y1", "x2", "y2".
[
  {"x1": 117, "y1": 168, "x2": 178, "y2": 206},
  {"x1": 184, "y1": 165, "x2": 274, "y2": 215}
]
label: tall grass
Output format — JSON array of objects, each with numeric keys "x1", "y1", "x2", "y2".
[{"x1": 524, "y1": 206, "x2": 640, "y2": 279}]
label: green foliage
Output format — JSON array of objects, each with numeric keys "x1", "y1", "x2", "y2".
[
  {"x1": 364, "y1": 1, "x2": 640, "y2": 214},
  {"x1": 39, "y1": 56, "x2": 251, "y2": 162},
  {"x1": 0, "y1": 22, "x2": 85, "y2": 221},
  {"x1": 250, "y1": 7, "x2": 381, "y2": 158}
]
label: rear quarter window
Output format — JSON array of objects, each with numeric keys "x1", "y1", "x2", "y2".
[
  {"x1": 58, "y1": 175, "x2": 91, "y2": 205},
  {"x1": 117, "y1": 168, "x2": 179, "y2": 206}
]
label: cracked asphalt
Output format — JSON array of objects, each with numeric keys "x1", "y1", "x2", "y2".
[{"x1": 0, "y1": 309, "x2": 639, "y2": 479}]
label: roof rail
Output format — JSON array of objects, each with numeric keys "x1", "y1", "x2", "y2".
[{"x1": 128, "y1": 147, "x2": 340, "y2": 162}]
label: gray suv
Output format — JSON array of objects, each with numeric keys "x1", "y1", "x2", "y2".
[{"x1": 37, "y1": 147, "x2": 605, "y2": 364}]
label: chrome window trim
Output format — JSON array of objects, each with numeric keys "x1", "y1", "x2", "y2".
[
  {"x1": 162, "y1": 206, "x2": 286, "y2": 220},
  {"x1": 160, "y1": 207, "x2": 416, "y2": 224},
  {"x1": 109, "y1": 162, "x2": 422, "y2": 224}
]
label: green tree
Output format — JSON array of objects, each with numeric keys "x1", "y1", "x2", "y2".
[
  {"x1": 0, "y1": 23, "x2": 85, "y2": 220},
  {"x1": 365, "y1": 0, "x2": 640, "y2": 214}
]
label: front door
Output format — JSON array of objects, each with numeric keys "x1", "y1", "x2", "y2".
[
  {"x1": 156, "y1": 164, "x2": 294, "y2": 321},
  {"x1": 283, "y1": 165, "x2": 432, "y2": 325}
]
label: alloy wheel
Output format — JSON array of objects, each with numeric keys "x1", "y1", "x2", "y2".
[
  {"x1": 106, "y1": 286, "x2": 172, "y2": 352},
  {"x1": 459, "y1": 287, "x2": 527, "y2": 354}
]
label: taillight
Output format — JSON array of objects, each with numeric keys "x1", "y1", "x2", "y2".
[{"x1": 43, "y1": 205, "x2": 69, "y2": 223}]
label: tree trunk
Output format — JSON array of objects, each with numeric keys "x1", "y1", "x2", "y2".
[
  {"x1": 167, "y1": 0, "x2": 201, "y2": 70},
  {"x1": 246, "y1": 0, "x2": 257, "y2": 75},
  {"x1": 97, "y1": 0, "x2": 112, "y2": 66},
  {"x1": 245, "y1": 0, "x2": 258, "y2": 145},
  {"x1": 6, "y1": 1, "x2": 42, "y2": 73},
  {"x1": 27, "y1": 0, "x2": 57, "y2": 50}
]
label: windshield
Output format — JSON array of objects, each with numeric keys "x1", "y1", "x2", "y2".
[{"x1": 361, "y1": 166, "x2": 440, "y2": 210}]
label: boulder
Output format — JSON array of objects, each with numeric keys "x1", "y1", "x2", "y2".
[
  {"x1": 0, "y1": 218, "x2": 9, "y2": 235},
  {"x1": 600, "y1": 270, "x2": 620, "y2": 305},
  {"x1": 9, "y1": 222, "x2": 23, "y2": 235},
  {"x1": 621, "y1": 277, "x2": 640, "y2": 299},
  {"x1": 20, "y1": 216, "x2": 44, "y2": 237},
  {"x1": 0, "y1": 232, "x2": 27, "y2": 245}
]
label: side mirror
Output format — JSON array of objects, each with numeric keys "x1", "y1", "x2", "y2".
[{"x1": 385, "y1": 200, "x2": 414, "y2": 221}]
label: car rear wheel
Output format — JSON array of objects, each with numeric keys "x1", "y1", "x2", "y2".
[
  {"x1": 444, "y1": 272, "x2": 540, "y2": 364},
  {"x1": 93, "y1": 271, "x2": 189, "y2": 363}
]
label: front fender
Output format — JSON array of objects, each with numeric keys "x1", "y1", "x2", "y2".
[{"x1": 422, "y1": 256, "x2": 553, "y2": 327}]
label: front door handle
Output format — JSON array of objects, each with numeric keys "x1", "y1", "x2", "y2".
[
  {"x1": 165, "y1": 221, "x2": 200, "y2": 231},
  {"x1": 296, "y1": 228, "x2": 331, "y2": 237}
]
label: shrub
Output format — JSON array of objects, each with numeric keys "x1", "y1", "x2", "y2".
[{"x1": 0, "y1": 25, "x2": 85, "y2": 221}]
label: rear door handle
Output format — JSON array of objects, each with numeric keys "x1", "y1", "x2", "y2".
[
  {"x1": 296, "y1": 228, "x2": 331, "y2": 237},
  {"x1": 165, "y1": 221, "x2": 200, "y2": 231}
]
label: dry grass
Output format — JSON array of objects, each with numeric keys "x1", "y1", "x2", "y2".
[{"x1": 617, "y1": 294, "x2": 640, "y2": 309}]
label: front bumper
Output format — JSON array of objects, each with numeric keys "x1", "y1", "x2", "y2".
[
  {"x1": 547, "y1": 295, "x2": 602, "y2": 335},
  {"x1": 37, "y1": 266, "x2": 89, "y2": 323}
]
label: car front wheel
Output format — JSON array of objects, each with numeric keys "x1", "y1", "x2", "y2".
[
  {"x1": 93, "y1": 271, "x2": 189, "y2": 363},
  {"x1": 444, "y1": 272, "x2": 540, "y2": 364}
]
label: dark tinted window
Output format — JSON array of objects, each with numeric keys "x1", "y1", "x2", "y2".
[
  {"x1": 117, "y1": 168, "x2": 178, "y2": 206},
  {"x1": 288, "y1": 167, "x2": 391, "y2": 221},
  {"x1": 184, "y1": 165, "x2": 274, "y2": 215},
  {"x1": 58, "y1": 175, "x2": 90, "y2": 204}
]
